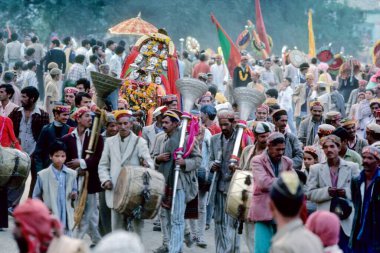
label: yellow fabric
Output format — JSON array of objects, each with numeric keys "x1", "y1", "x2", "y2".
[{"x1": 308, "y1": 9, "x2": 316, "y2": 57}]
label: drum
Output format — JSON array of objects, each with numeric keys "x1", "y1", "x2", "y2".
[
  {"x1": 0, "y1": 146, "x2": 31, "y2": 189},
  {"x1": 288, "y1": 50, "x2": 308, "y2": 68},
  {"x1": 113, "y1": 166, "x2": 165, "y2": 219},
  {"x1": 226, "y1": 170, "x2": 253, "y2": 220}
]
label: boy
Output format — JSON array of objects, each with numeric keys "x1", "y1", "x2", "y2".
[{"x1": 33, "y1": 141, "x2": 77, "y2": 235}]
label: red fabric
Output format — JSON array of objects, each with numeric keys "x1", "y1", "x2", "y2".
[
  {"x1": 306, "y1": 210, "x2": 340, "y2": 247},
  {"x1": 174, "y1": 114, "x2": 199, "y2": 159},
  {"x1": 167, "y1": 57, "x2": 180, "y2": 95},
  {"x1": 0, "y1": 116, "x2": 21, "y2": 150},
  {"x1": 13, "y1": 199, "x2": 62, "y2": 253},
  {"x1": 211, "y1": 13, "x2": 241, "y2": 77},
  {"x1": 207, "y1": 122, "x2": 221, "y2": 135},
  {"x1": 300, "y1": 197, "x2": 308, "y2": 224},
  {"x1": 120, "y1": 46, "x2": 139, "y2": 78},
  {"x1": 242, "y1": 128, "x2": 255, "y2": 149},
  {"x1": 255, "y1": 0, "x2": 271, "y2": 55},
  {"x1": 192, "y1": 62, "x2": 211, "y2": 78},
  {"x1": 160, "y1": 74, "x2": 170, "y2": 95}
]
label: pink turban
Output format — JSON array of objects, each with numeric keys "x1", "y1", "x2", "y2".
[{"x1": 305, "y1": 210, "x2": 340, "y2": 247}]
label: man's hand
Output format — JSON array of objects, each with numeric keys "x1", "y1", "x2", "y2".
[
  {"x1": 175, "y1": 157, "x2": 185, "y2": 167},
  {"x1": 210, "y1": 162, "x2": 221, "y2": 173},
  {"x1": 156, "y1": 153, "x2": 171, "y2": 163},
  {"x1": 336, "y1": 188, "x2": 346, "y2": 198},
  {"x1": 103, "y1": 180, "x2": 113, "y2": 190},
  {"x1": 328, "y1": 187, "x2": 338, "y2": 198},
  {"x1": 229, "y1": 164, "x2": 239, "y2": 173},
  {"x1": 67, "y1": 159, "x2": 81, "y2": 169},
  {"x1": 70, "y1": 192, "x2": 77, "y2": 200}
]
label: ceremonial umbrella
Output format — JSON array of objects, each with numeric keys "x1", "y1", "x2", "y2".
[{"x1": 108, "y1": 12, "x2": 158, "y2": 36}]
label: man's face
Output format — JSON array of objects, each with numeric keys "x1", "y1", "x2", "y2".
[
  {"x1": 216, "y1": 58, "x2": 222, "y2": 65},
  {"x1": 306, "y1": 76, "x2": 314, "y2": 85},
  {"x1": 167, "y1": 101, "x2": 178, "y2": 110},
  {"x1": 264, "y1": 61, "x2": 271, "y2": 69},
  {"x1": 106, "y1": 122, "x2": 119, "y2": 137},
  {"x1": 267, "y1": 142, "x2": 286, "y2": 162},
  {"x1": 365, "y1": 90, "x2": 374, "y2": 100},
  {"x1": 256, "y1": 132, "x2": 270, "y2": 146},
  {"x1": 162, "y1": 116, "x2": 178, "y2": 134},
  {"x1": 117, "y1": 117, "x2": 132, "y2": 137},
  {"x1": 200, "y1": 112, "x2": 208, "y2": 124},
  {"x1": 50, "y1": 150, "x2": 66, "y2": 168},
  {"x1": 311, "y1": 106, "x2": 323, "y2": 121},
  {"x1": 77, "y1": 112, "x2": 92, "y2": 128},
  {"x1": 100, "y1": 66, "x2": 110, "y2": 75},
  {"x1": 344, "y1": 124, "x2": 356, "y2": 139},
  {"x1": 110, "y1": 43, "x2": 116, "y2": 51},
  {"x1": 241, "y1": 59, "x2": 248, "y2": 67},
  {"x1": 207, "y1": 76, "x2": 213, "y2": 83},
  {"x1": 76, "y1": 84, "x2": 85, "y2": 93},
  {"x1": 371, "y1": 104, "x2": 380, "y2": 116},
  {"x1": 79, "y1": 97, "x2": 92, "y2": 109},
  {"x1": 200, "y1": 96, "x2": 212, "y2": 106},
  {"x1": 359, "y1": 82, "x2": 366, "y2": 90},
  {"x1": 322, "y1": 141, "x2": 340, "y2": 159},
  {"x1": 275, "y1": 115, "x2": 288, "y2": 132},
  {"x1": 0, "y1": 88, "x2": 9, "y2": 101},
  {"x1": 55, "y1": 112, "x2": 70, "y2": 124},
  {"x1": 219, "y1": 118, "x2": 233, "y2": 137},
  {"x1": 362, "y1": 153, "x2": 379, "y2": 174},
  {"x1": 65, "y1": 93, "x2": 75, "y2": 106},
  {"x1": 21, "y1": 93, "x2": 34, "y2": 108},
  {"x1": 256, "y1": 109, "x2": 268, "y2": 121},
  {"x1": 118, "y1": 102, "x2": 127, "y2": 110}
]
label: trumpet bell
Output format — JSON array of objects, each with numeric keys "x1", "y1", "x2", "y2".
[
  {"x1": 233, "y1": 87, "x2": 266, "y2": 121},
  {"x1": 91, "y1": 71, "x2": 123, "y2": 108},
  {"x1": 176, "y1": 78, "x2": 208, "y2": 113}
]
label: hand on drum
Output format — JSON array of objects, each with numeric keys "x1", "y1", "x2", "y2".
[
  {"x1": 210, "y1": 162, "x2": 221, "y2": 172},
  {"x1": 175, "y1": 157, "x2": 185, "y2": 167},
  {"x1": 103, "y1": 180, "x2": 113, "y2": 190},
  {"x1": 67, "y1": 159, "x2": 81, "y2": 169},
  {"x1": 156, "y1": 152, "x2": 171, "y2": 163},
  {"x1": 229, "y1": 164, "x2": 239, "y2": 173}
]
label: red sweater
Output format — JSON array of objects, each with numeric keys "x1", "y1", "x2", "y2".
[{"x1": 0, "y1": 116, "x2": 22, "y2": 150}]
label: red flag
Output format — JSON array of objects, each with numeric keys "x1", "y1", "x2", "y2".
[
  {"x1": 255, "y1": 0, "x2": 271, "y2": 55},
  {"x1": 211, "y1": 13, "x2": 241, "y2": 77}
]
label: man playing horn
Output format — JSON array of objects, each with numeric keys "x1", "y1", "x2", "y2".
[
  {"x1": 153, "y1": 110, "x2": 201, "y2": 253},
  {"x1": 98, "y1": 110, "x2": 153, "y2": 235},
  {"x1": 60, "y1": 106, "x2": 104, "y2": 245}
]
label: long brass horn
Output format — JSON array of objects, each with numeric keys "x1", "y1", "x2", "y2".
[
  {"x1": 230, "y1": 87, "x2": 266, "y2": 165},
  {"x1": 90, "y1": 71, "x2": 123, "y2": 108},
  {"x1": 170, "y1": 78, "x2": 208, "y2": 215}
]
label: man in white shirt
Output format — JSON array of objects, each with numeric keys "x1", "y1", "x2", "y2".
[
  {"x1": 4, "y1": 33, "x2": 22, "y2": 69},
  {"x1": 0, "y1": 84, "x2": 18, "y2": 116},
  {"x1": 104, "y1": 40, "x2": 116, "y2": 64},
  {"x1": 260, "y1": 58, "x2": 276, "y2": 88},
  {"x1": 210, "y1": 54, "x2": 227, "y2": 94},
  {"x1": 86, "y1": 55, "x2": 98, "y2": 84},
  {"x1": 278, "y1": 77, "x2": 297, "y2": 134},
  {"x1": 109, "y1": 46, "x2": 125, "y2": 78},
  {"x1": 76, "y1": 39, "x2": 91, "y2": 66},
  {"x1": 23, "y1": 61, "x2": 38, "y2": 89}
]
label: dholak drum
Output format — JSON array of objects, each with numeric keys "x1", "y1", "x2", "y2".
[
  {"x1": 226, "y1": 170, "x2": 253, "y2": 220},
  {"x1": 0, "y1": 146, "x2": 31, "y2": 189},
  {"x1": 113, "y1": 166, "x2": 165, "y2": 219}
]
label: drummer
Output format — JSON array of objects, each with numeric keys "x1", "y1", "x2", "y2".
[{"x1": 98, "y1": 109, "x2": 153, "y2": 236}]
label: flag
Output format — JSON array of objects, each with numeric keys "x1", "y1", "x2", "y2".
[
  {"x1": 211, "y1": 13, "x2": 241, "y2": 77},
  {"x1": 308, "y1": 9, "x2": 316, "y2": 57},
  {"x1": 255, "y1": 0, "x2": 271, "y2": 55}
]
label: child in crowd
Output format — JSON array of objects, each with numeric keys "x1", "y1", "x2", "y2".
[
  {"x1": 33, "y1": 141, "x2": 78, "y2": 235},
  {"x1": 302, "y1": 146, "x2": 319, "y2": 215}
]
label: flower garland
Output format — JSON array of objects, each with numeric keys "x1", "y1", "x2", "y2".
[
  {"x1": 238, "y1": 65, "x2": 250, "y2": 81},
  {"x1": 121, "y1": 81, "x2": 158, "y2": 111}
]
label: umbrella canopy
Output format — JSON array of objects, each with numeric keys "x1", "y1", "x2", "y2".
[{"x1": 108, "y1": 12, "x2": 158, "y2": 36}]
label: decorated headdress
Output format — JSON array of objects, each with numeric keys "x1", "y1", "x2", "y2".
[
  {"x1": 113, "y1": 109, "x2": 133, "y2": 121},
  {"x1": 362, "y1": 146, "x2": 380, "y2": 160},
  {"x1": 318, "y1": 124, "x2": 336, "y2": 135},
  {"x1": 217, "y1": 109, "x2": 235, "y2": 120},
  {"x1": 254, "y1": 122, "x2": 273, "y2": 134},
  {"x1": 256, "y1": 104, "x2": 269, "y2": 114},
  {"x1": 325, "y1": 111, "x2": 341, "y2": 121},
  {"x1": 52, "y1": 104, "x2": 71, "y2": 114},
  {"x1": 264, "y1": 97, "x2": 277, "y2": 106},
  {"x1": 320, "y1": 134, "x2": 341, "y2": 147},
  {"x1": 267, "y1": 132, "x2": 285, "y2": 144},
  {"x1": 303, "y1": 146, "x2": 319, "y2": 160},
  {"x1": 309, "y1": 100, "x2": 323, "y2": 110},
  {"x1": 162, "y1": 94, "x2": 178, "y2": 104},
  {"x1": 340, "y1": 118, "x2": 356, "y2": 127},
  {"x1": 163, "y1": 110, "x2": 181, "y2": 122},
  {"x1": 72, "y1": 106, "x2": 90, "y2": 120},
  {"x1": 153, "y1": 106, "x2": 168, "y2": 118},
  {"x1": 64, "y1": 87, "x2": 79, "y2": 95},
  {"x1": 366, "y1": 123, "x2": 380, "y2": 134}
]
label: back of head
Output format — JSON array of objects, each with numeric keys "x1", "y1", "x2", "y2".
[
  {"x1": 27, "y1": 60, "x2": 36, "y2": 70},
  {"x1": 31, "y1": 36, "x2": 38, "y2": 43},
  {"x1": 332, "y1": 127, "x2": 349, "y2": 142},
  {"x1": 75, "y1": 78, "x2": 91, "y2": 91},
  {"x1": 93, "y1": 231, "x2": 144, "y2": 253},
  {"x1": 75, "y1": 54, "x2": 85, "y2": 64},
  {"x1": 306, "y1": 211, "x2": 340, "y2": 247},
  {"x1": 266, "y1": 88, "x2": 279, "y2": 99},
  {"x1": 115, "y1": 45, "x2": 125, "y2": 55},
  {"x1": 183, "y1": 51, "x2": 189, "y2": 59},
  {"x1": 81, "y1": 39, "x2": 90, "y2": 47},
  {"x1": 106, "y1": 40, "x2": 115, "y2": 48},
  {"x1": 52, "y1": 39, "x2": 60, "y2": 47},
  {"x1": 199, "y1": 53, "x2": 207, "y2": 62},
  {"x1": 11, "y1": 33, "x2": 18, "y2": 41},
  {"x1": 63, "y1": 36, "x2": 71, "y2": 46}
]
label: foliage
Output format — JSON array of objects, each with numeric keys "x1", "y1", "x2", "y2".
[{"x1": 0, "y1": 0, "x2": 367, "y2": 57}]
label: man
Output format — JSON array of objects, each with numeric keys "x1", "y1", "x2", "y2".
[
  {"x1": 76, "y1": 39, "x2": 91, "y2": 59},
  {"x1": 294, "y1": 72, "x2": 314, "y2": 120},
  {"x1": 28, "y1": 36, "x2": 45, "y2": 91},
  {"x1": 347, "y1": 79, "x2": 367, "y2": 113},
  {"x1": 33, "y1": 105, "x2": 71, "y2": 173},
  {"x1": 366, "y1": 123, "x2": 380, "y2": 147},
  {"x1": 22, "y1": 60, "x2": 38, "y2": 89},
  {"x1": 75, "y1": 78, "x2": 91, "y2": 93},
  {"x1": 210, "y1": 54, "x2": 227, "y2": 93},
  {"x1": 271, "y1": 57, "x2": 283, "y2": 86},
  {"x1": 340, "y1": 118, "x2": 368, "y2": 154},
  {"x1": 45, "y1": 39, "x2": 66, "y2": 74},
  {"x1": 182, "y1": 51, "x2": 193, "y2": 78},
  {"x1": 306, "y1": 134, "x2": 360, "y2": 252},
  {"x1": 307, "y1": 57, "x2": 319, "y2": 84},
  {"x1": 4, "y1": 33, "x2": 22, "y2": 69},
  {"x1": 153, "y1": 110, "x2": 201, "y2": 253},
  {"x1": 249, "y1": 132, "x2": 293, "y2": 253},
  {"x1": 162, "y1": 94, "x2": 178, "y2": 110},
  {"x1": 63, "y1": 87, "x2": 78, "y2": 107},
  {"x1": 200, "y1": 104, "x2": 220, "y2": 135},
  {"x1": 61, "y1": 106, "x2": 104, "y2": 245},
  {"x1": 298, "y1": 101, "x2": 325, "y2": 146},
  {"x1": 208, "y1": 110, "x2": 251, "y2": 253},
  {"x1": 109, "y1": 46, "x2": 124, "y2": 78},
  {"x1": 269, "y1": 171, "x2": 324, "y2": 253},
  {"x1": 44, "y1": 68, "x2": 61, "y2": 120},
  {"x1": 298, "y1": 62, "x2": 310, "y2": 84},
  {"x1": 66, "y1": 55, "x2": 87, "y2": 83},
  {"x1": 142, "y1": 106, "x2": 166, "y2": 154},
  {"x1": 332, "y1": 127, "x2": 362, "y2": 167},
  {"x1": 63, "y1": 37, "x2": 75, "y2": 74},
  {"x1": 325, "y1": 111, "x2": 341, "y2": 128},
  {"x1": 233, "y1": 55, "x2": 251, "y2": 88},
  {"x1": 0, "y1": 33, "x2": 5, "y2": 68},
  {"x1": 2, "y1": 71, "x2": 21, "y2": 105},
  {"x1": 0, "y1": 84, "x2": 18, "y2": 116},
  {"x1": 8, "y1": 86, "x2": 49, "y2": 207},
  {"x1": 98, "y1": 110, "x2": 153, "y2": 235},
  {"x1": 350, "y1": 146, "x2": 380, "y2": 252},
  {"x1": 260, "y1": 58, "x2": 276, "y2": 88},
  {"x1": 192, "y1": 53, "x2": 210, "y2": 79},
  {"x1": 104, "y1": 40, "x2": 116, "y2": 64},
  {"x1": 272, "y1": 109, "x2": 303, "y2": 170},
  {"x1": 312, "y1": 124, "x2": 336, "y2": 163},
  {"x1": 338, "y1": 70, "x2": 359, "y2": 104},
  {"x1": 247, "y1": 104, "x2": 270, "y2": 129}
]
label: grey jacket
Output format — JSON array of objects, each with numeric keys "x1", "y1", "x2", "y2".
[{"x1": 284, "y1": 132, "x2": 303, "y2": 170}]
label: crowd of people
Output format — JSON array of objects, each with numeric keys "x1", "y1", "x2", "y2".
[{"x1": 0, "y1": 31, "x2": 379, "y2": 253}]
